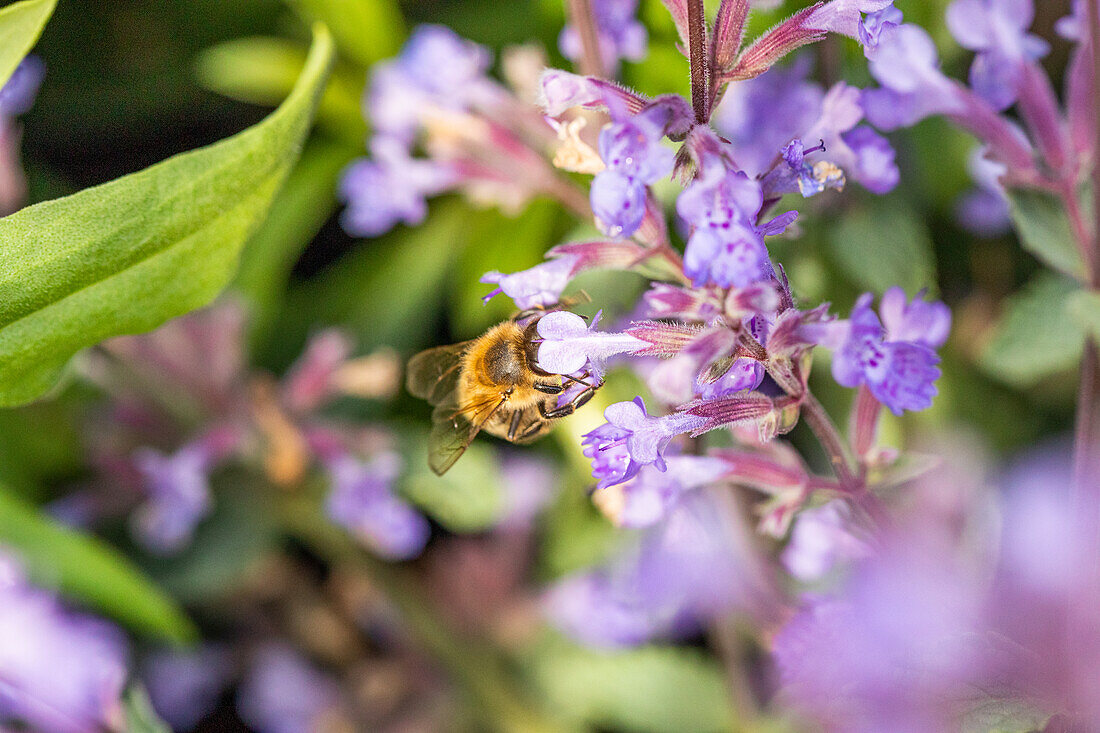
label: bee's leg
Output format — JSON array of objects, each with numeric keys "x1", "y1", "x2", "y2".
[
  {"x1": 518, "y1": 420, "x2": 545, "y2": 440},
  {"x1": 540, "y1": 383, "x2": 599, "y2": 419},
  {"x1": 507, "y1": 409, "x2": 523, "y2": 441}
]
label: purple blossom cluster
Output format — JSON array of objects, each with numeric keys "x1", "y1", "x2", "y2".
[
  {"x1": 74, "y1": 302, "x2": 428, "y2": 561},
  {"x1": 340, "y1": 24, "x2": 593, "y2": 238},
  {"x1": 407, "y1": 0, "x2": 958, "y2": 648}
]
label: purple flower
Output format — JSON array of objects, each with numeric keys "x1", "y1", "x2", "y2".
[
  {"x1": 1055, "y1": 0, "x2": 1085, "y2": 41},
  {"x1": 339, "y1": 136, "x2": 457, "y2": 237},
  {"x1": 481, "y1": 254, "x2": 580, "y2": 310},
  {"x1": 862, "y1": 24, "x2": 966, "y2": 129},
  {"x1": 535, "y1": 310, "x2": 646, "y2": 375},
  {"x1": 324, "y1": 453, "x2": 428, "y2": 560},
  {"x1": 143, "y1": 646, "x2": 232, "y2": 731},
  {"x1": 805, "y1": 0, "x2": 897, "y2": 41},
  {"x1": 591, "y1": 105, "x2": 675, "y2": 238},
  {"x1": 773, "y1": 540, "x2": 985, "y2": 732},
  {"x1": 545, "y1": 489, "x2": 773, "y2": 647},
  {"x1": 594, "y1": 455, "x2": 730, "y2": 528},
  {"x1": 538, "y1": 70, "x2": 601, "y2": 116},
  {"x1": 825, "y1": 291, "x2": 948, "y2": 415},
  {"x1": 0, "y1": 57, "x2": 43, "y2": 117},
  {"x1": 840, "y1": 125, "x2": 899, "y2": 193},
  {"x1": 857, "y1": 5, "x2": 903, "y2": 51},
  {"x1": 367, "y1": 25, "x2": 491, "y2": 141},
  {"x1": 237, "y1": 644, "x2": 345, "y2": 733},
  {"x1": 496, "y1": 452, "x2": 555, "y2": 531},
  {"x1": 712, "y1": 57, "x2": 825, "y2": 178},
  {"x1": 678, "y1": 162, "x2": 795, "y2": 288},
  {"x1": 581, "y1": 398, "x2": 705, "y2": 489},
  {"x1": 0, "y1": 551, "x2": 129, "y2": 733},
  {"x1": 781, "y1": 500, "x2": 871, "y2": 581},
  {"x1": 132, "y1": 439, "x2": 220, "y2": 554},
  {"x1": 955, "y1": 146, "x2": 1010, "y2": 236},
  {"x1": 878, "y1": 286, "x2": 951, "y2": 348},
  {"x1": 945, "y1": 0, "x2": 1049, "y2": 110},
  {"x1": 559, "y1": 0, "x2": 648, "y2": 74},
  {"x1": 774, "y1": 138, "x2": 846, "y2": 197}
]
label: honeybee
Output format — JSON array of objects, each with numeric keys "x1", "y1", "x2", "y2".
[{"x1": 407, "y1": 313, "x2": 600, "y2": 475}]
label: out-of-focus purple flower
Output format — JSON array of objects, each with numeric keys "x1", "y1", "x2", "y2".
[
  {"x1": 858, "y1": 5, "x2": 903, "y2": 51},
  {"x1": 591, "y1": 105, "x2": 675, "y2": 238},
  {"x1": 545, "y1": 489, "x2": 770, "y2": 647},
  {"x1": 594, "y1": 455, "x2": 730, "y2": 528},
  {"x1": 560, "y1": 0, "x2": 647, "y2": 74},
  {"x1": 132, "y1": 439, "x2": 221, "y2": 554},
  {"x1": 713, "y1": 61, "x2": 899, "y2": 194},
  {"x1": 581, "y1": 398, "x2": 706, "y2": 488},
  {"x1": 237, "y1": 644, "x2": 344, "y2": 733},
  {"x1": 1056, "y1": 0, "x2": 1085, "y2": 40},
  {"x1": 840, "y1": 125, "x2": 899, "y2": 193},
  {"x1": 878, "y1": 286, "x2": 951, "y2": 348},
  {"x1": 956, "y1": 146, "x2": 1011, "y2": 236},
  {"x1": 822, "y1": 291, "x2": 947, "y2": 415},
  {"x1": 0, "y1": 57, "x2": 43, "y2": 117},
  {"x1": 368, "y1": 25, "x2": 492, "y2": 142},
  {"x1": 0, "y1": 551, "x2": 128, "y2": 733},
  {"x1": 496, "y1": 452, "x2": 555, "y2": 531},
  {"x1": 773, "y1": 538, "x2": 986, "y2": 732},
  {"x1": 781, "y1": 500, "x2": 872, "y2": 581},
  {"x1": 678, "y1": 162, "x2": 795, "y2": 288},
  {"x1": 324, "y1": 452, "x2": 428, "y2": 560},
  {"x1": 862, "y1": 24, "x2": 966, "y2": 129},
  {"x1": 535, "y1": 310, "x2": 647, "y2": 375},
  {"x1": 143, "y1": 646, "x2": 232, "y2": 731},
  {"x1": 481, "y1": 254, "x2": 580, "y2": 310},
  {"x1": 805, "y1": 0, "x2": 897, "y2": 41},
  {"x1": 339, "y1": 136, "x2": 458, "y2": 237},
  {"x1": 712, "y1": 57, "x2": 824, "y2": 178},
  {"x1": 945, "y1": 0, "x2": 1049, "y2": 110}
]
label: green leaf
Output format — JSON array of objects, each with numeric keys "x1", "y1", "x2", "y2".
[
  {"x1": 1067, "y1": 288, "x2": 1100, "y2": 341},
  {"x1": 1005, "y1": 186, "x2": 1091, "y2": 281},
  {"x1": 0, "y1": 488, "x2": 196, "y2": 642},
  {"x1": 979, "y1": 273, "x2": 1086, "y2": 387},
  {"x1": 233, "y1": 136, "x2": 359, "y2": 351},
  {"x1": 122, "y1": 685, "x2": 172, "y2": 733},
  {"x1": 195, "y1": 35, "x2": 365, "y2": 144},
  {"x1": 529, "y1": 634, "x2": 736, "y2": 733},
  {"x1": 0, "y1": 0, "x2": 55, "y2": 89},
  {"x1": 826, "y1": 198, "x2": 937, "y2": 294},
  {"x1": 0, "y1": 25, "x2": 335, "y2": 407},
  {"x1": 284, "y1": 0, "x2": 405, "y2": 67}
]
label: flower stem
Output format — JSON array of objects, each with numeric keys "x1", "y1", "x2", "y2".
[
  {"x1": 686, "y1": 0, "x2": 709, "y2": 123},
  {"x1": 799, "y1": 391, "x2": 857, "y2": 490},
  {"x1": 567, "y1": 0, "x2": 606, "y2": 78}
]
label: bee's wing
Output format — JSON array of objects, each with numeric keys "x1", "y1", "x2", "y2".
[
  {"x1": 407, "y1": 341, "x2": 470, "y2": 405},
  {"x1": 427, "y1": 393, "x2": 507, "y2": 476}
]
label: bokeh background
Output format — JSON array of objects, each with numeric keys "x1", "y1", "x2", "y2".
[{"x1": 0, "y1": 0, "x2": 1085, "y2": 731}]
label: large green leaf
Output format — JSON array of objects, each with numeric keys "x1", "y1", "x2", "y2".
[
  {"x1": 826, "y1": 198, "x2": 937, "y2": 294},
  {"x1": 979, "y1": 273, "x2": 1085, "y2": 387},
  {"x1": 0, "y1": 489, "x2": 196, "y2": 642},
  {"x1": 1005, "y1": 185, "x2": 1092, "y2": 281},
  {"x1": 0, "y1": 25, "x2": 335, "y2": 407},
  {"x1": 0, "y1": 0, "x2": 55, "y2": 89}
]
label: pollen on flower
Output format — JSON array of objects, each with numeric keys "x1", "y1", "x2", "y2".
[
  {"x1": 549, "y1": 116, "x2": 606, "y2": 174},
  {"x1": 809, "y1": 161, "x2": 846, "y2": 193}
]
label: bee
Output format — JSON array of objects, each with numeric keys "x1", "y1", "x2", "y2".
[{"x1": 407, "y1": 313, "x2": 600, "y2": 475}]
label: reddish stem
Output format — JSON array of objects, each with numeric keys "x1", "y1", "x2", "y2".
[
  {"x1": 686, "y1": 0, "x2": 709, "y2": 123},
  {"x1": 567, "y1": 0, "x2": 606, "y2": 78}
]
